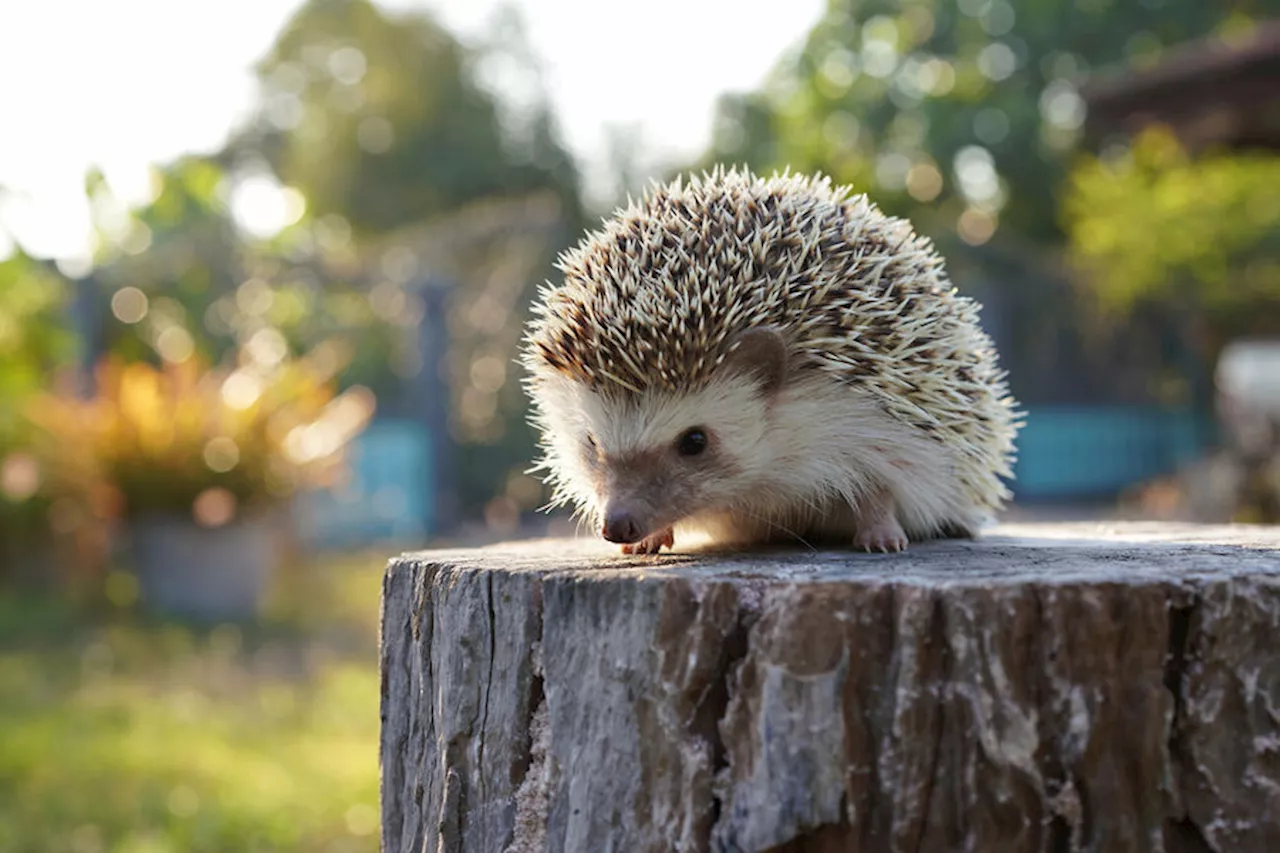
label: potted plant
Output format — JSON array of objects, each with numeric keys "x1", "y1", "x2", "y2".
[{"x1": 27, "y1": 346, "x2": 374, "y2": 620}]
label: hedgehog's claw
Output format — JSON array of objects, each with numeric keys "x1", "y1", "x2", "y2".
[
  {"x1": 621, "y1": 527, "x2": 675, "y2": 555},
  {"x1": 854, "y1": 516, "x2": 908, "y2": 553}
]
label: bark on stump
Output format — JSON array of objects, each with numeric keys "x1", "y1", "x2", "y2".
[{"x1": 379, "y1": 523, "x2": 1280, "y2": 853}]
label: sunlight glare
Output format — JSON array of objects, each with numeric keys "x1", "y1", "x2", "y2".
[{"x1": 230, "y1": 174, "x2": 306, "y2": 239}]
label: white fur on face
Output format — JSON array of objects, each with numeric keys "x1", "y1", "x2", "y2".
[
  {"x1": 591, "y1": 379, "x2": 770, "y2": 465},
  {"x1": 531, "y1": 372, "x2": 772, "y2": 517},
  {"x1": 530, "y1": 369, "x2": 991, "y2": 544}
]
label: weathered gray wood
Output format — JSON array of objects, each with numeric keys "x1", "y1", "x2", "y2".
[{"x1": 379, "y1": 523, "x2": 1280, "y2": 853}]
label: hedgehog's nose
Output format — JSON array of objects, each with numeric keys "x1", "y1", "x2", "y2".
[{"x1": 601, "y1": 511, "x2": 642, "y2": 544}]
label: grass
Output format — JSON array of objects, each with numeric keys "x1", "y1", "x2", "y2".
[{"x1": 0, "y1": 551, "x2": 390, "y2": 853}]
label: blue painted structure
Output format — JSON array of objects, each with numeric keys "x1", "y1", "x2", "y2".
[
  {"x1": 295, "y1": 419, "x2": 433, "y2": 549},
  {"x1": 1010, "y1": 406, "x2": 1213, "y2": 501}
]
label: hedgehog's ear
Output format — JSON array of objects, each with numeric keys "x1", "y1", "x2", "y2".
[{"x1": 722, "y1": 326, "x2": 788, "y2": 396}]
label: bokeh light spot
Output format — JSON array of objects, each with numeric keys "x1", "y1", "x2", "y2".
[
  {"x1": 270, "y1": 61, "x2": 307, "y2": 94},
  {"x1": 315, "y1": 214, "x2": 352, "y2": 252},
  {"x1": 954, "y1": 145, "x2": 1001, "y2": 207},
  {"x1": 469, "y1": 354, "x2": 507, "y2": 394},
  {"x1": 236, "y1": 278, "x2": 275, "y2": 316},
  {"x1": 0, "y1": 452, "x2": 41, "y2": 501},
  {"x1": 222, "y1": 370, "x2": 263, "y2": 411},
  {"x1": 203, "y1": 437, "x2": 240, "y2": 473},
  {"x1": 505, "y1": 471, "x2": 544, "y2": 509},
  {"x1": 266, "y1": 93, "x2": 303, "y2": 130},
  {"x1": 380, "y1": 246, "x2": 418, "y2": 283},
  {"x1": 484, "y1": 495, "x2": 520, "y2": 535},
  {"x1": 230, "y1": 176, "x2": 306, "y2": 239},
  {"x1": 958, "y1": 209, "x2": 997, "y2": 245},
  {"x1": 861, "y1": 40, "x2": 899, "y2": 79},
  {"x1": 977, "y1": 43, "x2": 1017, "y2": 81},
  {"x1": 155, "y1": 325, "x2": 195, "y2": 363},
  {"x1": 817, "y1": 50, "x2": 857, "y2": 98},
  {"x1": 906, "y1": 163, "x2": 943, "y2": 202},
  {"x1": 193, "y1": 487, "x2": 237, "y2": 528},
  {"x1": 111, "y1": 287, "x2": 149, "y2": 324},
  {"x1": 120, "y1": 223, "x2": 153, "y2": 256},
  {"x1": 875, "y1": 152, "x2": 912, "y2": 191},
  {"x1": 1040, "y1": 80, "x2": 1086, "y2": 130},
  {"x1": 918, "y1": 59, "x2": 956, "y2": 96},
  {"x1": 369, "y1": 281, "x2": 407, "y2": 320},
  {"x1": 246, "y1": 327, "x2": 288, "y2": 368},
  {"x1": 980, "y1": 0, "x2": 1016, "y2": 37},
  {"x1": 328, "y1": 47, "x2": 367, "y2": 86}
]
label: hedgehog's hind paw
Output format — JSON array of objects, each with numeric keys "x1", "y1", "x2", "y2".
[
  {"x1": 621, "y1": 526, "x2": 675, "y2": 555},
  {"x1": 855, "y1": 518, "x2": 908, "y2": 553},
  {"x1": 853, "y1": 493, "x2": 909, "y2": 553}
]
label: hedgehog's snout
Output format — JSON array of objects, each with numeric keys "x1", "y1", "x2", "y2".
[{"x1": 601, "y1": 509, "x2": 644, "y2": 544}]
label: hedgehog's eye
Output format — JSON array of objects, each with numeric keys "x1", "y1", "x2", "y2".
[
  {"x1": 585, "y1": 433, "x2": 598, "y2": 452},
  {"x1": 675, "y1": 427, "x2": 708, "y2": 457}
]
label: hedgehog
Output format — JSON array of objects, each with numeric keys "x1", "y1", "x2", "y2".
[{"x1": 521, "y1": 167, "x2": 1020, "y2": 555}]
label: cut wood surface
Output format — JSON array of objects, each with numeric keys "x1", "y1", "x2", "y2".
[{"x1": 379, "y1": 523, "x2": 1280, "y2": 853}]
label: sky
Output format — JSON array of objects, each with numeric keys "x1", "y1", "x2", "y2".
[{"x1": 0, "y1": 0, "x2": 825, "y2": 265}]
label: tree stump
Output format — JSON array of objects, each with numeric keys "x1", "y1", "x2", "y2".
[{"x1": 379, "y1": 523, "x2": 1280, "y2": 853}]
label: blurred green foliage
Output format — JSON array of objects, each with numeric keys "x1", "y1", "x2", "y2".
[
  {"x1": 1064, "y1": 127, "x2": 1280, "y2": 343},
  {"x1": 0, "y1": 552, "x2": 385, "y2": 853},
  {"x1": 0, "y1": 251, "x2": 71, "y2": 564},
  {"x1": 699, "y1": 0, "x2": 1267, "y2": 243},
  {"x1": 0, "y1": 252, "x2": 70, "y2": 445},
  {"x1": 89, "y1": 157, "x2": 409, "y2": 398},
  {"x1": 236, "y1": 0, "x2": 580, "y2": 237}
]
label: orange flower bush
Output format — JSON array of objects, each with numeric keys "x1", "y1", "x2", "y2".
[{"x1": 26, "y1": 345, "x2": 375, "y2": 525}]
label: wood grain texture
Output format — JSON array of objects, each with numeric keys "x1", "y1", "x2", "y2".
[{"x1": 379, "y1": 523, "x2": 1280, "y2": 853}]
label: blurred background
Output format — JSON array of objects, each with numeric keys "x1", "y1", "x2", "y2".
[{"x1": 1, "y1": 0, "x2": 1278, "y2": 849}]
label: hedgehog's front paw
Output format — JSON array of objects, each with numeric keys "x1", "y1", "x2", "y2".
[
  {"x1": 622, "y1": 527, "x2": 674, "y2": 555},
  {"x1": 855, "y1": 516, "x2": 908, "y2": 553}
]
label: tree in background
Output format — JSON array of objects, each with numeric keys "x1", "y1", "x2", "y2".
[
  {"x1": 1065, "y1": 127, "x2": 1280, "y2": 362},
  {"x1": 700, "y1": 0, "x2": 1265, "y2": 246},
  {"x1": 234, "y1": 0, "x2": 579, "y2": 238},
  {"x1": 86, "y1": 159, "x2": 238, "y2": 366},
  {"x1": 87, "y1": 157, "x2": 406, "y2": 398}
]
